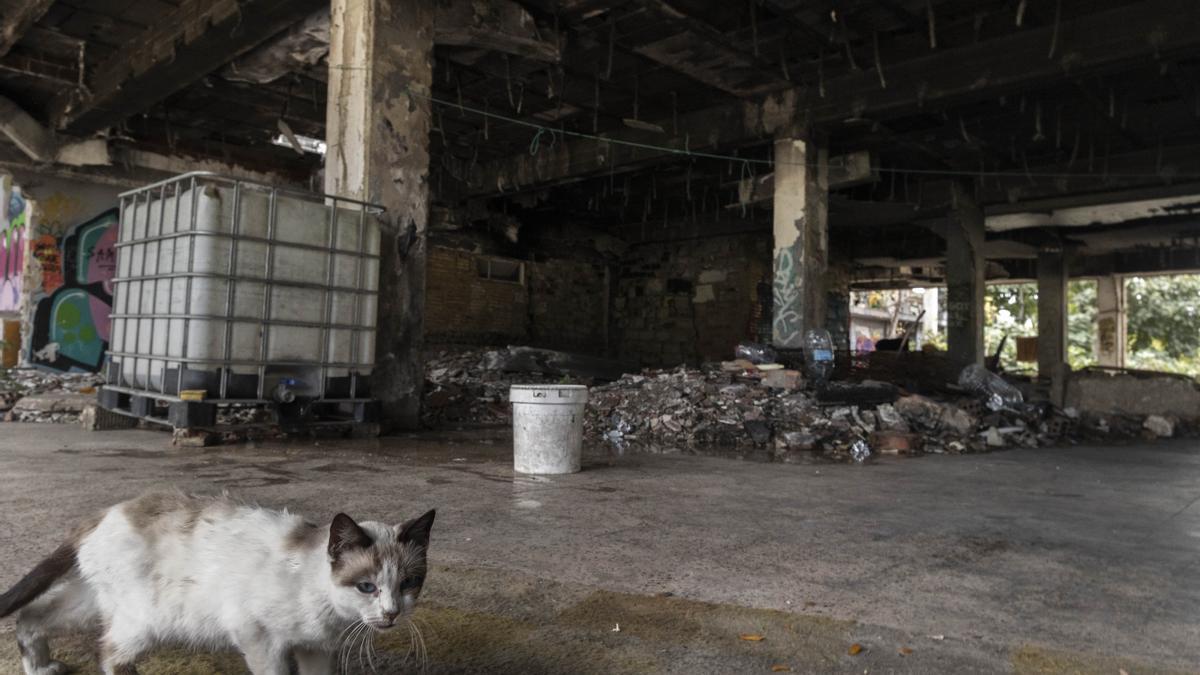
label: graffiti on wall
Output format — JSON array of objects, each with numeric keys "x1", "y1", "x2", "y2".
[
  {"x1": 28, "y1": 209, "x2": 118, "y2": 371},
  {"x1": 0, "y1": 187, "x2": 26, "y2": 313},
  {"x1": 772, "y1": 236, "x2": 803, "y2": 349}
]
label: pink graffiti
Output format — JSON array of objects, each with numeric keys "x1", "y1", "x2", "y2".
[
  {"x1": 0, "y1": 224, "x2": 24, "y2": 313},
  {"x1": 86, "y1": 224, "x2": 117, "y2": 342},
  {"x1": 86, "y1": 225, "x2": 117, "y2": 292}
]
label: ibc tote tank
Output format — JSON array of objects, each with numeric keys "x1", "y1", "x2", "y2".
[{"x1": 106, "y1": 173, "x2": 382, "y2": 403}]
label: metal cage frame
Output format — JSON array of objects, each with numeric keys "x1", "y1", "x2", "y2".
[{"x1": 99, "y1": 172, "x2": 384, "y2": 426}]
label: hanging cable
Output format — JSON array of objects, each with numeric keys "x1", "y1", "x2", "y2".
[{"x1": 401, "y1": 85, "x2": 1200, "y2": 181}]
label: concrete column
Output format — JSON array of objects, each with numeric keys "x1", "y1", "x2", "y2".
[
  {"x1": 1037, "y1": 247, "x2": 1069, "y2": 404},
  {"x1": 771, "y1": 135, "x2": 829, "y2": 349},
  {"x1": 324, "y1": 0, "x2": 433, "y2": 430},
  {"x1": 1094, "y1": 275, "x2": 1126, "y2": 367},
  {"x1": 824, "y1": 261, "x2": 851, "y2": 350},
  {"x1": 944, "y1": 182, "x2": 985, "y2": 367},
  {"x1": 921, "y1": 287, "x2": 940, "y2": 338}
]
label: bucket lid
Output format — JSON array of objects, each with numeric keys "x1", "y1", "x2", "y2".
[{"x1": 509, "y1": 384, "x2": 589, "y2": 404}]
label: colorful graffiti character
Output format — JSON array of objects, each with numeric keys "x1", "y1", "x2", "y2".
[
  {"x1": 0, "y1": 188, "x2": 26, "y2": 313},
  {"x1": 29, "y1": 208, "x2": 118, "y2": 372},
  {"x1": 32, "y1": 234, "x2": 62, "y2": 294}
]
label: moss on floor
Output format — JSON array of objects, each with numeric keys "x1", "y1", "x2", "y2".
[
  {"x1": 1, "y1": 566, "x2": 1197, "y2": 674},
  {"x1": 1012, "y1": 644, "x2": 1199, "y2": 675}
]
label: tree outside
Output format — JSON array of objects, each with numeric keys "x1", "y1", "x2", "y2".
[
  {"x1": 1125, "y1": 275, "x2": 1200, "y2": 375},
  {"x1": 981, "y1": 275, "x2": 1198, "y2": 377}
]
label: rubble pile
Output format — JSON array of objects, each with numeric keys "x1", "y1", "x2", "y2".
[
  {"x1": 583, "y1": 363, "x2": 1083, "y2": 461},
  {"x1": 422, "y1": 346, "x2": 1195, "y2": 460},
  {"x1": 1, "y1": 369, "x2": 104, "y2": 423},
  {"x1": 421, "y1": 348, "x2": 579, "y2": 427}
]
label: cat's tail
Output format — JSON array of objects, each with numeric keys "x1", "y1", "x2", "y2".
[
  {"x1": 0, "y1": 542, "x2": 77, "y2": 618},
  {"x1": 0, "y1": 513, "x2": 100, "y2": 618}
]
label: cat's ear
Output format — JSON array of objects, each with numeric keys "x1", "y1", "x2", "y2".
[
  {"x1": 398, "y1": 509, "x2": 436, "y2": 548},
  {"x1": 328, "y1": 513, "x2": 372, "y2": 560}
]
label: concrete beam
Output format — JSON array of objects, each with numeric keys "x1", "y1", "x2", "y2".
[
  {"x1": 472, "y1": 0, "x2": 1200, "y2": 196},
  {"x1": 727, "y1": 151, "x2": 876, "y2": 208},
  {"x1": 226, "y1": 0, "x2": 560, "y2": 85},
  {"x1": 325, "y1": 0, "x2": 433, "y2": 431},
  {"x1": 434, "y1": 0, "x2": 561, "y2": 63},
  {"x1": 0, "y1": 0, "x2": 54, "y2": 57},
  {"x1": 988, "y1": 194, "x2": 1200, "y2": 232},
  {"x1": 48, "y1": 0, "x2": 327, "y2": 134},
  {"x1": 0, "y1": 94, "x2": 51, "y2": 161},
  {"x1": 629, "y1": 0, "x2": 790, "y2": 97}
]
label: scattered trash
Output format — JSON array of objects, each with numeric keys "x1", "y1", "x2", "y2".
[
  {"x1": 771, "y1": 665, "x2": 792, "y2": 672},
  {"x1": 848, "y1": 643, "x2": 863, "y2": 655},
  {"x1": 612, "y1": 623, "x2": 621, "y2": 632},
  {"x1": 850, "y1": 440, "x2": 871, "y2": 463},
  {"x1": 928, "y1": 634, "x2": 945, "y2": 641},
  {"x1": 899, "y1": 646, "x2": 913, "y2": 655},
  {"x1": 423, "y1": 346, "x2": 1157, "y2": 460},
  {"x1": 957, "y1": 363, "x2": 1024, "y2": 409},
  {"x1": 735, "y1": 341, "x2": 778, "y2": 365},
  {"x1": 739, "y1": 633, "x2": 766, "y2": 642},
  {"x1": 803, "y1": 329, "x2": 835, "y2": 386},
  {"x1": 984, "y1": 427, "x2": 1006, "y2": 448}
]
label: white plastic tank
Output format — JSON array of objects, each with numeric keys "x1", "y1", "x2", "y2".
[
  {"x1": 107, "y1": 173, "x2": 381, "y2": 401},
  {"x1": 510, "y1": 384, "x2": 589, "y2": 474}
]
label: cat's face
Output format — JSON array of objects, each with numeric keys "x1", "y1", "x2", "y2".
[{"x1": 326, "y1": 509, "x2": 435, "y2": 630}]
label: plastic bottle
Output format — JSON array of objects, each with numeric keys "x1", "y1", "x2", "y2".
[
  {"x1": 803, "y1": 329, "x2": 835, "y2": 385},
  {"x1": 957, "y1": 363, "x2": 1023, "y2": 410}
]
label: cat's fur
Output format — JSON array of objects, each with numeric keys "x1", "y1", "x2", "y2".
[{"x1": 0, "y1": 490, "x2": 435, "y2": 675}]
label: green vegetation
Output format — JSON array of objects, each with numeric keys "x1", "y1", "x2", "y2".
[
  {"x1": 980, "y1": 275, "x2": 1199, "y2": 376},
  {"x1": 1125, "y1": 275, "x2": 1200, "y2": 375},
  {"x1": 983, "y1": 283, "x2": 1037, "y2": 373}
]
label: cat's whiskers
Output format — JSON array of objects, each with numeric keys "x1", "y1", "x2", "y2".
[
  {"x1": 355, "y1": 620, "x2": 379, "y2": 674},
  {"x1": 336, "y1": 620, "x2": 365, "y2": 674},
  {"x1": 406, "y1": 617, "x2": 429, "y2": 673},
  {"x1": 364, "y1": 629, "x2": 378, "y2": 674}
]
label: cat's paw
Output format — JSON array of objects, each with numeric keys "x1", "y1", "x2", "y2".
[{"x1": 29, "y1": 661, "x2": 70, "y2": 675}]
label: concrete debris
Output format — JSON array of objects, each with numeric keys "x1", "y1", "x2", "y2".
[
  {"x1": 423, "y1": 347, "x2": 589, "y2": 428},
  {"x1": 1143, "y1": 415, "x2": 1175, "y2": 438},
  {"x1": 421, "y1": 346, "x2": 1175, "y2": 461},
  {"x1": 79, "y1": 404, "x2": 138, "y2": 431},
  {"x1": 984, "y1": 427, "x2": 1006, "y2": 448},
  {"x1": 762, "y1": 369, "x2": 804, "y2": 390},
  {"x1": 0, "y1": 368, "x2": 103, "y2": 422},
  {"x1": 482, "y1": 345, "x2": 628, "y2": 380},
  {"x1": 583, "y1": 364, "x2": 1075, "y2": 461},
  {"x1": 870, "y1": 430, "x2": 923, "y2": 454},
  {"x1": 875, "y1": 403, "x2": 909, "y2": 431}
]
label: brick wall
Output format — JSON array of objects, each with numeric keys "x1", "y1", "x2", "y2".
[
  {"x1": 527, "y1": 258, "x2": 608, "y2": 352},
  {"x1": 426, "y1": 247, "x2": 527, "y2": 344},
  {"x1": 425, "y1": 246, "x2": 607, "y2": 353},
  {"x1": 614, "y1": 233, "x2": 772, "y2": 366}
]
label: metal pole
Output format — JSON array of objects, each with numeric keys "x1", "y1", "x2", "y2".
[
  {"x1": 219, "y1": 180, "x2": 242, "y2": 400},
  {"x1": 317, "y1": 197, "x2": 339, "y2": 400},
  {"x1": 255, "y1": 188, "x2": 279, "y2": 401}
]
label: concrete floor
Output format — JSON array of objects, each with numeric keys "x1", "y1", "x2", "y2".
[{"x1": 0, "y1": 424, "x2": 1198, "y2": 674}]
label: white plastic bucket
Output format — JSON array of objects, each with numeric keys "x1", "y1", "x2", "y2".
[{"x1": 510, "y1": 384, "x2": 589, "y2": 474}]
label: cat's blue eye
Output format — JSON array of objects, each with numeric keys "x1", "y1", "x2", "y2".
[{"x1": 355, "y1": 582, "x2": 377, "y2": 594}]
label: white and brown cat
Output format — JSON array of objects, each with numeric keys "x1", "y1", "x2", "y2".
[{"x1": 0, "y1": 490, "x2": 435, "y2": 675}]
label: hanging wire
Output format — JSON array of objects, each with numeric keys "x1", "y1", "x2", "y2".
[{"x1": 402, "y1": 85, "x2": 1200, "y2": 181}]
